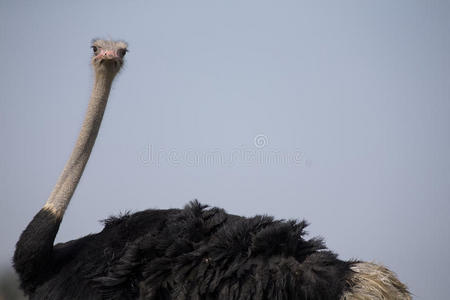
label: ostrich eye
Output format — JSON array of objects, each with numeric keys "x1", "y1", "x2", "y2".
[
  {"x1": 92, "y1": 46, "x2": 98, "y2": 53},
  {"x1": 117, "y1": 49, "x2": 127, "y2": 58}
]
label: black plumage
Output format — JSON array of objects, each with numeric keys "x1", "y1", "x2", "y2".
[{"x1": 14, "y1": 201, "x2": 354, "y2": 299}]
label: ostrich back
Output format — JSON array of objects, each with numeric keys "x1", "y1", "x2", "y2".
[{"x1": 27, "y1": 201, "x2": 351, "y2": 299}]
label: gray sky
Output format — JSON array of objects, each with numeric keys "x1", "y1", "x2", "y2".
[{"x1": 1, "y1": 1, "x2": 449, "y2": 298}]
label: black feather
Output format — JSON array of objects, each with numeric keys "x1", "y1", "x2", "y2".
[{"x1": 14, "y1": 202, "x2": 352, "y2": 299}]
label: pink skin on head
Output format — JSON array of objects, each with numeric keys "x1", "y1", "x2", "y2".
[{"x1": 96, "y1": 49, "x2": 119, "y2": 59}]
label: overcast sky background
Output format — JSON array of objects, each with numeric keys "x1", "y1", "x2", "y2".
[{"x1": 1, "y1": 1, "x2": 449, "y2": 298}]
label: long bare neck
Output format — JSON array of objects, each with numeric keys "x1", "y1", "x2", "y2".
[
  {"x1": 14, "y1": 70, "x2": 118, "y2": 294},
  {"x1": 44, "y1": 71, "x2": 115, "y2": 219},
  {"x1": 14, "y1": 40, "x2": 127, "y2": 295}
]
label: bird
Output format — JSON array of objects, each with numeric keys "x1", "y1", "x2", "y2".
[{"x1": 13, "y1": 39, "x2": 411, "y2": 300}]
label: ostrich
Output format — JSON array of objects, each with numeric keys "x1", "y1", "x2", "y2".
[{"x1": 14, "y1": 39, "x2": 411, "y2": 300}]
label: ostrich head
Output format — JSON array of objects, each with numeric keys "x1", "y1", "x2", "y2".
[{"x1": 91, "y1": 39, "x2": 128, "y2": 75}]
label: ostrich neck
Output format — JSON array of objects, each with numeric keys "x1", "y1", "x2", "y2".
[{"x1": 44, "y1": 71, "x2": 115, "y2": 219}]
